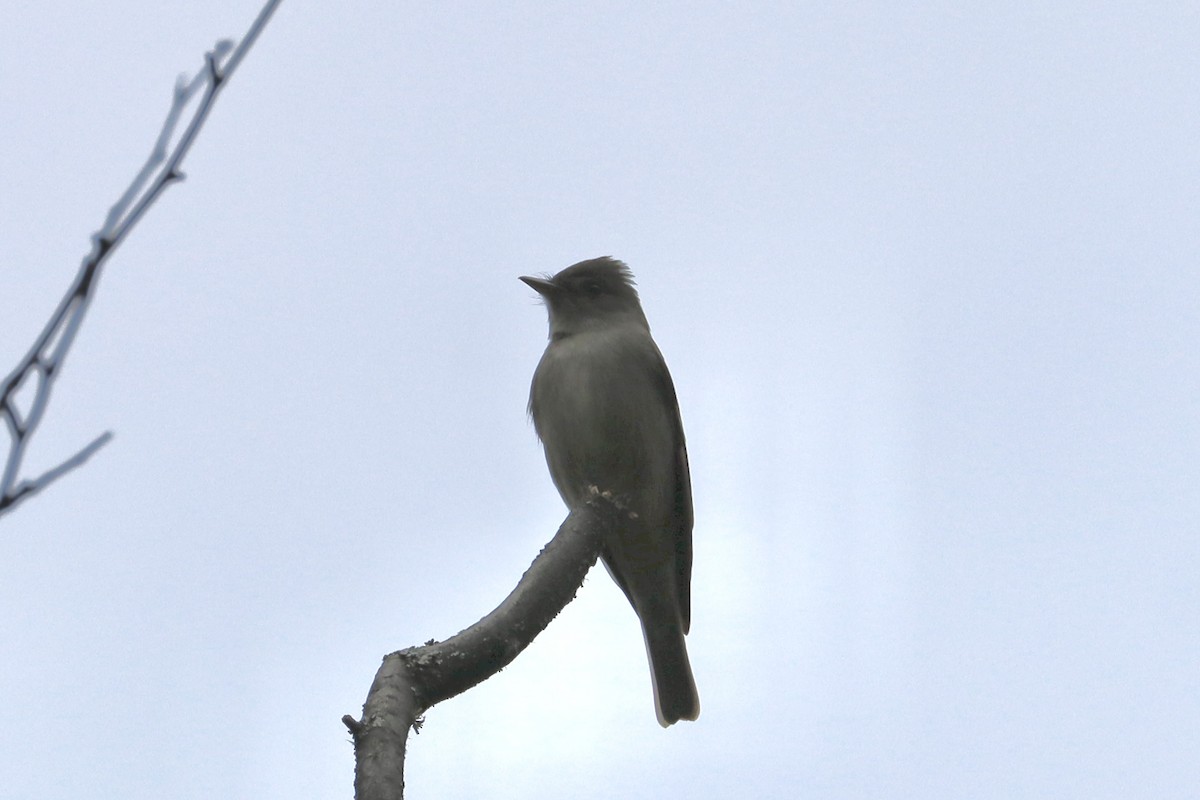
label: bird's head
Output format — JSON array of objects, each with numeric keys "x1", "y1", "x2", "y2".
[{"x1": 521, "y1": 257, "x2": 649, "y2": 339}]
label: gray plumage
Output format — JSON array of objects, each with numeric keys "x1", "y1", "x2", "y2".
[{"x1": 521, "y1": 257, "x2": 699, "y2": 726}]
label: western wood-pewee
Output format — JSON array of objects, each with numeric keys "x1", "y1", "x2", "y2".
[{"x1": 521, "y1": 257, "x2": 699, "y2": 726}]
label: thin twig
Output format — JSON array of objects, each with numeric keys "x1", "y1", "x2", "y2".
[
  {"x1": 0, "y1": 432, "x2": 114, "y2": 514},
  {"x1": 0, "y1": 0, "x2": 283, "y2": 520}
]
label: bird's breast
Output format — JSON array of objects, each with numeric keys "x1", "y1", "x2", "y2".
[{"x1": 530, "y1": 330, "x2": 676, "y2": 519}]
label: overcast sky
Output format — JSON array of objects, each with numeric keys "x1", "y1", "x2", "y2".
[{"x1": 2, "y1": 2, "x2": 1198, "y2": 798}]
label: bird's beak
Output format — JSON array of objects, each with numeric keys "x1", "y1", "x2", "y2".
[{"x1": 519, "y1": 275, "x2": 558, "y2": 297}]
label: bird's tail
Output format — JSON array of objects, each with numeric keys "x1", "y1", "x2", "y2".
[{"x1": 642, "y1": 616, "x2": 700, "y2": 726}]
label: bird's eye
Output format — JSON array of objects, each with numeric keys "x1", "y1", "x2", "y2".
[{"x1": 583, "y1": 280, "x2": 603, "y2": 296}]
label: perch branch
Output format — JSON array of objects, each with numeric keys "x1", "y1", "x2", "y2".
[{"x1": 344, "y1": 495, "x2": 624, "y2": 800}]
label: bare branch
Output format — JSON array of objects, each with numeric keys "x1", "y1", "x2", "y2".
[
  {"x1": 345, "y1": 497, "x2": 624, "y2": 799},
  {"x1": 0, "y1": 0, "x2": 284, "y2": 520},
  {"x1": 0, "y1": 432, "x2": 113, "y2": 515}
]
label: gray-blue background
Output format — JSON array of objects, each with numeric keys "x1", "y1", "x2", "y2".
[{"x1": 2, "y1": 2, "x2": 1196, "y2": 797}]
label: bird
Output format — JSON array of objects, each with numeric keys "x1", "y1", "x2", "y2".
[{"x1": 521, "y1": 257, "x2": 699, "y2": 726}]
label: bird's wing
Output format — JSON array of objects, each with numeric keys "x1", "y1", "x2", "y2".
[{"x1": 646, "y1": 341, "x2": 694, "y2": 633}]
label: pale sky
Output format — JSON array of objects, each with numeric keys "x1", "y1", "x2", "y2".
[{"x1": 2, "y1": 2, "x2": 1198, "y2": 798}]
